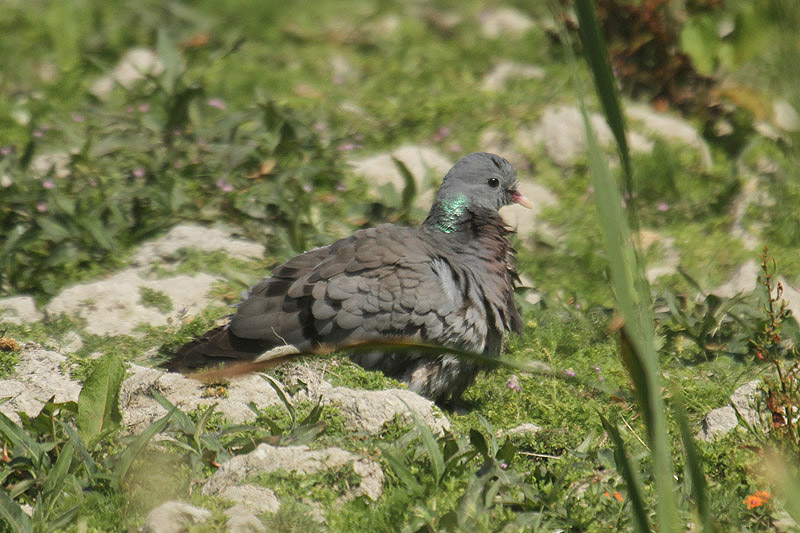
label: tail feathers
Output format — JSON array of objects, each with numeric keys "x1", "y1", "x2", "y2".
[{"x1": 165, "y1": 326, "x2": 272, "y2": 371}]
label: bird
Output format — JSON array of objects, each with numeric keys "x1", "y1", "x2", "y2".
[{"x1": 170, "y1": 152, "x2": 531, "y2": 403}]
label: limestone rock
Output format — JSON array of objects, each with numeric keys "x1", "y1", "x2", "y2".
[
  {"x1": 0, "y1": 296, "x2": 42, "y2": 325},
  {"x1": 478, "y1": 7, "x2": 534, "y2": 39},
  {"x1": 121, "y1": 364, "x2": 281, "y2": 433},
  {"x1": 202, "y1": 443, "x2": 384, "y2": 502},
  {"x1": 0, "y1": 347, "x2": 81, "y2": 424},
  {"x1": 697, "y1": 380, "x2": 764, "y2": 442},
  {"x1": 290, "y1": 364, "x2": 450, "y2": 435},
  {"x1": 626, "y1": 103, "x2": 712, "y2": 168},
  {"x1": 90, "y1": 48, "x2": 165, "y2": 99},
  {"x1": 143, "y1": 501, "x2": 211, "y2": 533},
  {"x1": 220, "y1": 485, "x2": 281, "y2": 515},
  {"x1": 132, "y1": 224, "x2": 265, "y2": 267},
  {"x1": 481, "y1": 61, "x2": 544, "y2": 91},
  {"x1": 45, "y1": 269, "x2": 219, "y2": 336},
  {"x1": 713, "y1": 260, "x2": 760, "y2": 298},
  {"x1": 349, "y1": 145, "x2": 452, "y2": 210}
]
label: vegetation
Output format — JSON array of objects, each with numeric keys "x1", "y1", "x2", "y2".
[{"x1": 3, "y1": 0, "x2": 800, "y2": 531}]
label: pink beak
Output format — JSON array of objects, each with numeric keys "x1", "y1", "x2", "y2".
[{"x1": 511, "y1": 189, "x2": 532, "y2": 209}]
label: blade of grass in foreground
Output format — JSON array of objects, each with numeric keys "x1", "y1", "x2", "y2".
[{"x1": 569, "y1": 1, "x2": 680, "y2": 530}]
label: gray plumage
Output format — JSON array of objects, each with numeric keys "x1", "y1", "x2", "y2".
[{"x1": 172, "y1": 152, "x2": 529, "y2": 402}]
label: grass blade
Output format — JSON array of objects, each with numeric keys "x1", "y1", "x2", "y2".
[
  {"x1": 673, "y1": 393, "x2": 713, "y2": 532},
  {"x1": 261, "y1": 373, "x2": 296, "y2": 428},
  {"x1": 574, "y1": 0, "x2": 633, "y2": 204},
  {"x1": 0, "y1": 490, "x2": 32, "y2": 533},
  {"x1": 379, "y1": 444, "x2": 424, "y2": 497},
  {"x1": 599, "y1": 414, "x2": 649, "y2": 533},
  {"x1": 112, "y1": 407, "x2": 176, "y2": 485}
]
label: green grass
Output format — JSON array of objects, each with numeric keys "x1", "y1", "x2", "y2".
[{"x1": 3, "y1": 0, "x2": 800, "y2": 531}]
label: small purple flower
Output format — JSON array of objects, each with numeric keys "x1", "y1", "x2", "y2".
[
  {"x1": 36, "y1": 202, "x2": 48, "y2": 212},
  {"x1": 42, "y1": 179, "x2": 55, "y2": 189},
  {"x1": 207, "y1": 98, "x2": 227, "y2": 110},
  {"x1": 302, "y1": 183, "x2": 313, "y2": 193},
  {"x1": 133, "y1": 168, "x2": 146, "y2": 179},
  {"x1": 137, "y1": 103, "x2": 150, "y2": 113},
  {"x1": 32, "y1": 129, "x2": 44, "y2": 139},
  {"x1": 337, "y1": 142, "x2": 358, "y2": 151},
  {"x1": 506, "y1": 375, "x2": 521, "y2": 392},
  {"x1": 448, "y1": 143, "x2": 462, "y2": 153},
  {"x1": 598, "y1": 376, "x2": 605, "y2": 382},
  {"x1": 177, "y1": 306, "x2": 187, "y2": 315},
  {"x1": 71, "y1": 113, "x2": 85, "y2": 123},
  {"x1": 499, "y1": 462, "x2": 508, "y2": 470},
  {"x1": 335, "y1": 183, "x2": 346, "y2": 191},
  {"x1": 565, "y1": 369, "x2": 576, "y2": 378},
  {"x1": 215, "y1": 179, "x2": 234, "y2": 192},
  {"x1": 593, "y1": 366, "x2": 601, "y2": 373},
  {"x1": 657, "y1": 202, "x2": 669, "y2": 212},
  {"x1": 0, "y1": 146, "x2": 11, "y2": 156},
  {"x1": 89, "y1": 179, "x2": 98, "y2": 187},
  {"x1": 432, "y1": 126, "x2": 451, "y2": 142}
]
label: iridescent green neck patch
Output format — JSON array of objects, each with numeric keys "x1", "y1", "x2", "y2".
[{"x1": 434, "y1": 193, "x2": 468, "y2": 233}]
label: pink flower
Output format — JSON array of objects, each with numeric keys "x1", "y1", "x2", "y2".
[
  {"x1": 42, "y1": 179, "x2": 55, "y2": 189},
  {"x1": 565, "y1": 369, "x2": 577, "y2": 377},
  {"x1": 337, "y1": 142, "x2": 358, "y2": 151},
  {"x1": 657, "y1": 202, "x2": 669, "y2": 212},
  {"x1": 302, "y1": 183, "x2": 313, "y2": 193},
  {"x1": 36, "y1": 202, "x2": 48, "y2": 212},
  {"x1": 133, "y1": 168, "x2": 146, "y2": 179},
  {"x1": 207, "y1": 98, "x2": 226, "y2": 110},
  {"x1": 137, "y1": 103, "x2": 150, "y2": 113},
  {"x1": 71, "y1": 113, "x2": 85, "y2": 123},
  {"x1": 215, "y1": 179, "x2": 234, "y2": 192}
]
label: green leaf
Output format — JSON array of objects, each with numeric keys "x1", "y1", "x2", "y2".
[
  {"x1": 112, "y1": 407, "x2": 176, "y2": 485},
  {"x1": 379, "y1": 445, "x2": 424, "y2": 497},
  {"x1": 392, "y1": 156, "x2": 417, "y2": 213},
  {"x1": 37, "y1": 217, "x2": 71, "y2": 242},
  {"x1": 262, "y1": 374, "x2": 296, "y2": 428},
  {"x1": 469, "y1": 429, "x2": 488, "y2": 459},
  {"x1": 599, "y1": 414, "x2": 650, "y2": 533},
  {"x1": 679, "y1": 16, "x2": 720, "y2": 76},
  {"x1": 0, "y1": 411, "x2": 44, "y2": 467},
  {"x1": 41, "y1": 441, "x2": 74, "y2": 501},
  {"x1": 410, "y1": 410, "x2": 444, "y2": 484},
  {"x1": 156, "y1": 28, "x2": 181, "y2": 94},
  {"x1": 674, "y1": 393, "x2": 714, "y2": 533},
  {"x1": 76, "y1": 353, "x2": 125, "y2": 445},
  {"x1": 0, "y1": 490, "x2": 32, "y2": 533}
]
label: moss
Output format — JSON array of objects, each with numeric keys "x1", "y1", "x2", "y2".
[{"x1": 138, "y1": 286, "x2": 173, "y2": 313}]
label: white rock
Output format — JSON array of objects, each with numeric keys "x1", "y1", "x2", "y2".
[
  {"x1": 481, "y1": 60, "x2": 545, "y2": 91},
  {"x1": 478, "y1": 7, "x2": 534, "y2": 39},
  {"x1": 121, "y1": 364, "x2": 281, "y2": 433},
  {"x1": 778, "y1": 278, "x2": 800, "y2": 326},
  {"x1": 226, "y1": 506, "x2": 267, "y2": 533},
  {"x1": 143, "y1": 501, "x2": 211, "y2": 533},
  {"x1": 696, "y1": 405, "x2": 738, "y2": 442},
  {"x1": 500, "y1": 180, "x2": 557, "y2": 237},
  {"x1": 626, "y1": 103, "x2": 712, "y2": 168},
  {"x1": 202, "y1": 443, "x2": 384, "y2": 502},
  {"x1": 697, "y1": 379, "x2": 764, "y2": 441},
  {"x1": 713, "y1": 260, "x2": 760, "y2": 298},
  {"x1": 0, "y1": 296, "x2": 42, "y2": 325},
  {"x1": 291, "y1": 363, "x2": 450, "y2": 435},
  {"x1": 45, "y1": 268, "x2": 219, "y2": 336},
  {"x1": 774, "y1": 100, "x2": 800, "y2": 132},
  {"x1": 220, "y1": 485, "x2": 281, "y2": 515},
  {"x1": 29, "y1": 152, "x2": 70, "y2": 179},
  {"x1": 90, "y1": 48, "x2": 165, "y2": 99},
  {"x1": 56, "y1": 331, "x2": 83, "y2": 354},
  {"x1": 132, "y1": 224, "x2": 265, "y2": 267},
  {"x1": 505, "y1": 423, "x2": 541, "y2": 436},
  {"x1": 349, "y1": 145, "x2": 453, "y2": 210},
  {"x1": 527, "y1": 106, "x2": 652, "y2": 167},
  {"x1": 0, "y1": 348, "x2": 81, "y2": 424}
]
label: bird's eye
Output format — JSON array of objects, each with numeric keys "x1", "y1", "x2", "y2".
[{"x1": 488, "y1": 177, "x2": 500, "y2": 188}]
